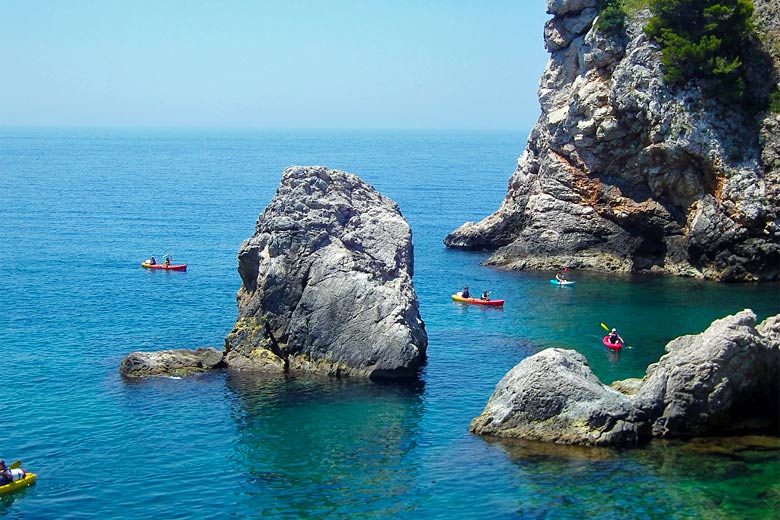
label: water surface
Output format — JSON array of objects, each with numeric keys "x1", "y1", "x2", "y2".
[{"x1": 1, "y1": 128, "x2": 778, "y2": 519}]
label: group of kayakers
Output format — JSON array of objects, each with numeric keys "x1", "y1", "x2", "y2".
[
  {"x1": 146, "y1": 255, "x2": 171, "y2": 265},
  {"x1": 458, "y1": 266, "x2": 629, "y2": 350},
  {"x1": 142, "y1": 254, "x2": 187, "y2": 271},
  {"x1": 146, "y1": 255, "x2": 171, "y2": 266},
  {"x1": 460, "y1": 286, "x2": 491, "y2": 301}
]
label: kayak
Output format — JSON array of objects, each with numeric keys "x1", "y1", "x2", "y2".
[
  {"x1": 141, "y1": 262, "x2": 187, "y2": 271},
  {"x1": 550, "y1": 279, "x2": 575, "y2": 286},
  {"x1": 452, "y1": 292, "x2": 504, "y2": 307},
  {"x1": 0, "y1": 470, "x2": 36, "y2": 496},
  {"x1": 602, "y1": 335, "x2": 623, "y2": 351}
]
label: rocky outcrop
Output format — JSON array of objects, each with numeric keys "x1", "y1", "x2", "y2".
[
  {"x1": 634, "y1": 310, "x2": 780, "y2": 438},
  {"x1": 470, "y1": 310, "x2": 780, "y2": 446},
  {"x1": 445, "y1": 0, "x2": 780, "y2": 281},
  {"x1": 224, "y1": 166, "x2": 427, "y2": 380},
  {"x1": 469, "y1": 348, "x2": 646, "y2": 446},
  {"x1": 119, "y1": 347, "x2": 224, "y2": 378}
]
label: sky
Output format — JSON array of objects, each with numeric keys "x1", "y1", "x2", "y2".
[{"x1": 0, "y1": 1, "x2": 550, "y2": 130}]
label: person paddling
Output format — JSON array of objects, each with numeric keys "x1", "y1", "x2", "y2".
[
  {"x1": 481, "y1": 289, "x2": 490, "y2": 301},
  {"x1": 164, "y1": 255, "x2": 171, "y2": 266},
  {"x1": 608, "y1": 328, "x2": 624, "y2": 345},
  {"x1": 0, "y1": 460, "x2": 12, "y2": 485},
  {"x1": 461, "y1": 286, "x2": 471, "y2": 299}
]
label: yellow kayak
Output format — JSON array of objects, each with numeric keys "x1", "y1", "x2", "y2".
[{"x1": 0, "y1": 472, "x2": 36, "y2": 496}]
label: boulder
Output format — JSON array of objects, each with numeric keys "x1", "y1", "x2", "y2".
[
  {"x1": 119, "y1": 347, "x2": 224, "y2": 378},
  {"x1": 469, "y1": 348, "x2": 646, "y2": 446},
  {"x1": 224, "y1": 166, "x2": 427, "y2": 380},
  {"x1": 471, "y1": 310, "x2": 780, "y2": 446}
]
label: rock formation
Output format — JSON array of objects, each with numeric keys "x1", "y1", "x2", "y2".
[
  {"x1": 224, "y1": 166, "x2": 427, "y2": 380},
  {"x1": 468, "y1": 348, "x2": 645, "y2": 446},
  {"x1": 120, "y1": 166, "x2": 427, "y2": 380},
  {"x1": 470, "y1": 310, "x2": 780, "y2": 446},
  {"x1": 120, "y1": 348, "x2": 224, "y2": 378},
  {"x1": 634, "y1": 310, "x2": 780, "y2": 438},
  {"x1": 445, "y1": 0, "x2": 780, "y2": 281}
]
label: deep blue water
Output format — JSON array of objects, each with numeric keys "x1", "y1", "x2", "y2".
[{"x1": 1, "y1": 128, "x2": 778, "y2": 519}]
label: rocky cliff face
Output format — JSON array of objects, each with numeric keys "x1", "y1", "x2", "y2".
[
  {"x1": 445, "y1": 0, "x2": 779, "y2": 281},
  {"x1": 224, "y1": 166, "x2": 427, "y2": 380}
]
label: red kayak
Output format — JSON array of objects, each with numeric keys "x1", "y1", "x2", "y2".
[
  {"x1": 602, "y1": 335, "x2": 623, "y2": 351},
  {"x1": 452, "y1": 293, "x2": 504, "y2": 307},
  {"x1": 141, "y1": 262, "x2": 187, "y2": 271}
]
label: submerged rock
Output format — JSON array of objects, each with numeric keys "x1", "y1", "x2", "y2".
[
  {"x1": 445, "y1": 2, "x2": 780, "y2": 281},
  {"x1": 471, "y1": 310, "x2": 780, "y2": 446},
  {"x1": 119, "y1": 347, "x2": 224, "y2": 378},
  {"x1": 224, "y1": 166, "x2": 427, "y2": 380}
]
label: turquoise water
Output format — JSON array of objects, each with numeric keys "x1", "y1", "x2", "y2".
[{"x1": 1, "y1": 128, "x2": 778, "y2": 519}]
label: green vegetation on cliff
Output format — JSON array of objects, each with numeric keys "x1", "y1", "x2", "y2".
[
  {"x1": 645, "y1": 0, "x2": 754, "y2": 99},
  {"x1": 769, "y1": 87, "x2": 780, "y2": 113},
  {"x1": 598, "y1": 0, "x2": 761, "y2": 105},
  {"x1": 597, "y1": 0, "x2": 627, "y2": 33},
  {"x1": 597, "y1": 0, "x2": 652, "y2": 34}
]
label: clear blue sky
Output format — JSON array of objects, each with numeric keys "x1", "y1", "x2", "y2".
[{"x1": 1, "y1": 1, "x2": 550, "y2": 130}]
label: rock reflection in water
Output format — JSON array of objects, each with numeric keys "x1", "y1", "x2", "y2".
[{"x1": 224, "y1": 371, "x2": 425, "y2": 517}]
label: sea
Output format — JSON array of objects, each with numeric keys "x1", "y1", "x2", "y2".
[{"x1": 1, "y1": 127, "x2": 778, "y2": 519}]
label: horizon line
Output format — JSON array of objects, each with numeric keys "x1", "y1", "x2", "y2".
[{"x1": 0, "y1": 123, "x2": 532, "y2": 134}]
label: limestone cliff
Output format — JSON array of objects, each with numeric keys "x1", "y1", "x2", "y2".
[{"x1": 445, "y1": 0, "x2": 779, "y2": 281}]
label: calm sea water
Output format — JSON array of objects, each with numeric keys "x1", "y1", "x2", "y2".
[{"x1": 1, "y1": 128, "x2": 778, "y2": 519}]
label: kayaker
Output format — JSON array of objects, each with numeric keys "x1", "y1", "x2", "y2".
[
  {"x1": 481, "y1": 290, "x2": 490, "y2": 301},
  {"x1": 608, "y1": 328, "x2": 624, "y2": 345},
  {"x1": 149, "y1": 256, "x2": 157, "y2": 265},
  {"x1": 164, "y1": 256, "x2": 171, "y2": 266},
  {"x1": 555, "y1": 271, "x2": 567, "y2": 282},
  {"x1": 0, "y1": 460, "x2": 11, "y2": 485},
  {"x1": 461, "y1": 286, "x2": 471, "y2": 298}
]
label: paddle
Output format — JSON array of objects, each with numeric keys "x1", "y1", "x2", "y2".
[
  {"x1": 8, "y1": 460, "x2": 21, "y2": 470},
  {"x1": 600, "y1": 322, "x2": 632, "y2": 349}
]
